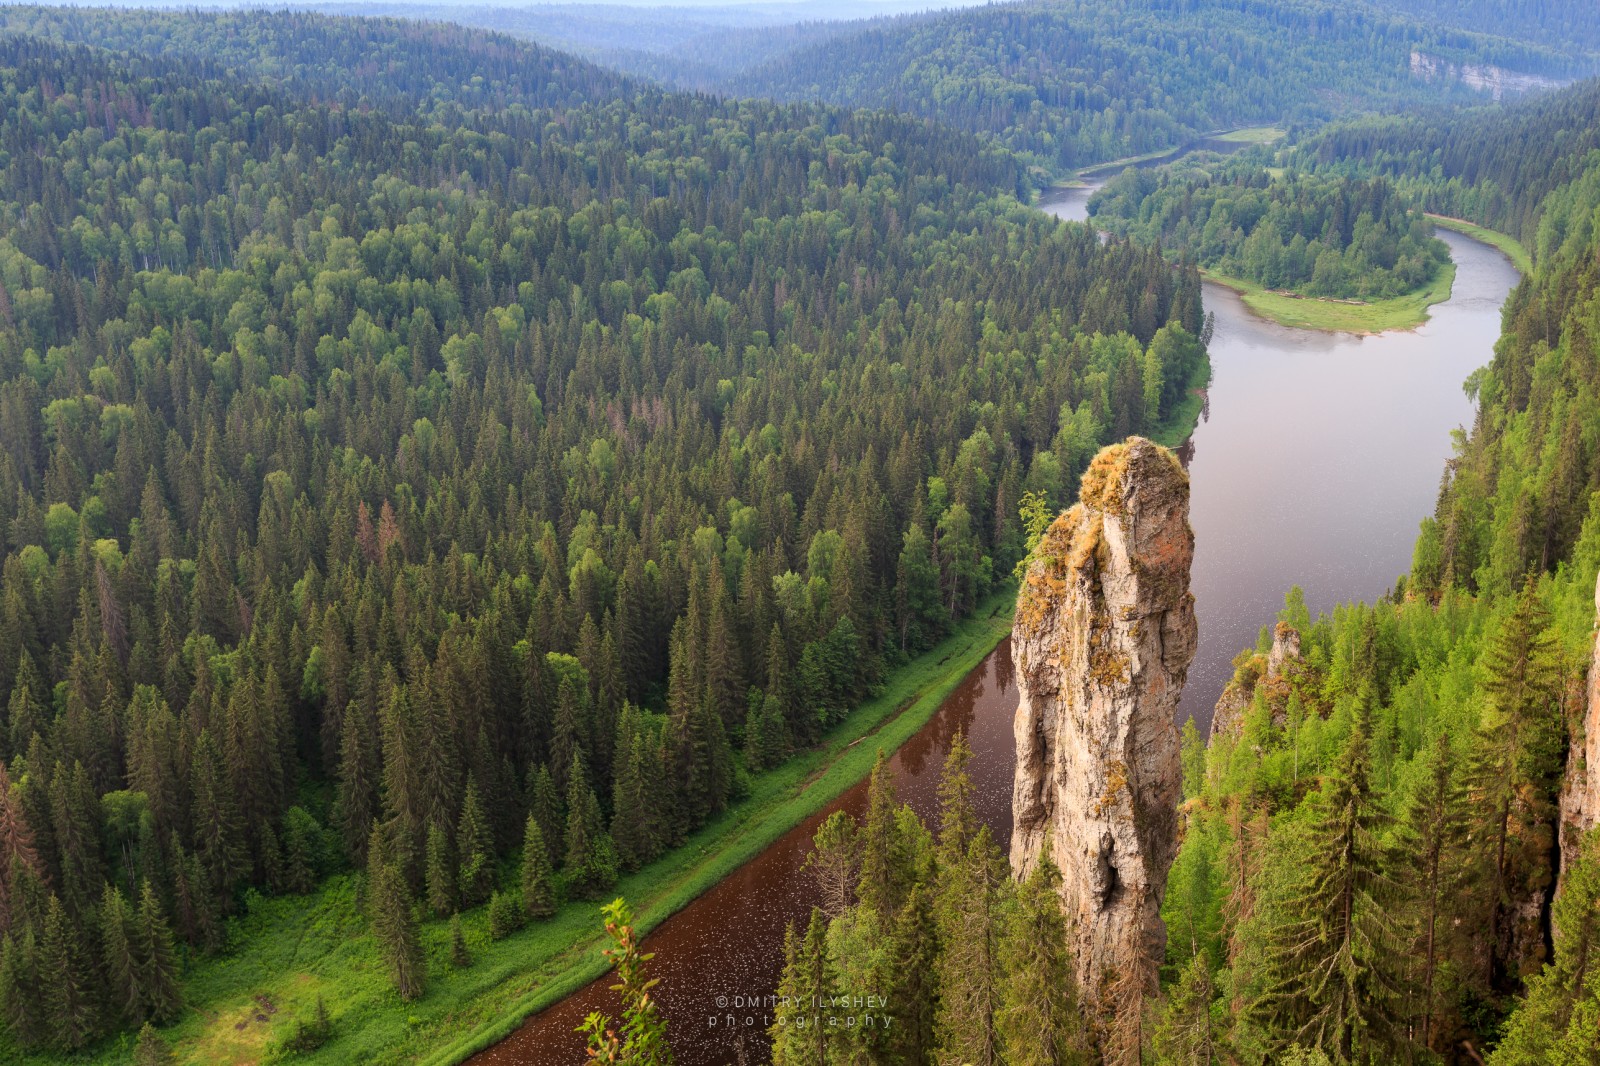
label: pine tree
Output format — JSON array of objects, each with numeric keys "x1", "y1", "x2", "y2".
[
  {"x1": 996, "y1": 849, "x2": 1082, "y2": 1066},
  {"x1": 457, "y1": 777, "x2": 496, "y2": 908},
  {"x1": 367, "y1": 825, "x2": 425, "y2": 1001},
  {"x1": 1248, "y1": 724, "x2": 1409, "y2": 1063},
  {"x1": 803, "y1": 811, "x2": 858, "y2": 919},
  {"x1": 521, "y1": 816, "x2": 558, "y2": 920}
]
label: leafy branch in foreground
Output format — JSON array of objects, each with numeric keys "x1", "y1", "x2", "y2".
[{"x1": 578, "y1": 898, "x2": 674, "y2": 1065}]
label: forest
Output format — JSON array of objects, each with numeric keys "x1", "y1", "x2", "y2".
[
  {"x1": 751, "y1": 67, "x2": 1600, "y2": 1066},
  {"x1": 0, "y1": 7, "x2": 1212, "y2": 1062},
  {"x1": 1089, "y1": 161, "x2": 1452, "y2": 300}
]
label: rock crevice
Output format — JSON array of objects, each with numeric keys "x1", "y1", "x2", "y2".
[{"x1": 1010, "y1": 437, "x2": 1197, "y2": 1062}]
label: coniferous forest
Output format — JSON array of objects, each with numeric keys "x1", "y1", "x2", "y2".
[{"x1": 0, "y1": 2, "x2": 1593, "y2": 1065}]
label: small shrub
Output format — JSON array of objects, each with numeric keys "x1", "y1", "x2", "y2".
[{"x1": 488, "y1": 889, "x2": 526, "y2": 940}]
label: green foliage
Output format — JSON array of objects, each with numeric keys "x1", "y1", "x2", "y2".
[
  {"x1": 1093, "y1": 161, "x2": 1451, "y2": 300},
  {"x1": 578, "y1": 898, "x2": 674, "y2": 1065}
]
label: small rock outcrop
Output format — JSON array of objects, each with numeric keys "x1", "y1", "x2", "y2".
[
  {"x1": 1558, "y1": 571, "x2": 1600, "y2": 894},
  {"x1": 1209, "y1": 621, "x2": 1301, "y2": 741},
  {"x1": 1011, "y1": 437, "x2": 1197, "y2": 1063}
]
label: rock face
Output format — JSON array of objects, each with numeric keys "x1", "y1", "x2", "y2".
[
  {"x1": 1558, "y1": 571, "x2": 1600, "y2": 894},
  {"x1": 1209, "y1": 621, "x2": 1301, "y2": 741},
  {"x1": 1011, "y1": 437, "x2": 1197, "y2": 1063}
]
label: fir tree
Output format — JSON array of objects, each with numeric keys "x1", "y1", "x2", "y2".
[
  {"x1": 450, "y1": 913, "x2": 472, "y2": 968},
  {"x1": 996, "y1": 849, "x2": 1082, "y2": 1066},
  {"x1": 39, "y1": 894, "x2": 97, "y2": 1050},
  {"x1": 424, "y1": 822, "x2": 456, "y2": 918},
  {"x1": 456, "y1": 777, "x2": 495, "y2": 908},
  {"x1": 886, "y1": 883, "x2": 940, "y2": 1064},
  {"x1": 133, "y1": 1022, "x2": 178, "y2": 1066},
  {"x1": 134, "y1": 881, "x2": 182, "y2": 1023},
  {"x1": 367, "y1": 825, "x2": 425, "y2": 1001},
  {"x1": 1248, "y1": 724, "x2": 1409, "y2": 1063},
  {"x1": 771, "y1": 908, "x2": 837, "y2": 1066},
  {"x1": 934, "y1": 825, "x2": 1006, "y2": 1066},
  {"x1": 564, "y1": 753, "x2": 618, "y2": 900},
  {"x1": 521, "y1": 815, "x2": 558, "y2": 920}
]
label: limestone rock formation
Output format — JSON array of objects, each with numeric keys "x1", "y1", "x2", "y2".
[
  {"x1": 1558, "y1": 570, "x2": 1600, "y2": 895},
  {"x1": 1011, "y1": 437, "x2": 1197, "y2": 1063},
  {"x1": 1209, "y1": 620, "x2": 1301, "y2": 741}
]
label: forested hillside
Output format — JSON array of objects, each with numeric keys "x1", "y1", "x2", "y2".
[
  {"x1": 1153, "y1": 82, "x2": 1600, "y2": 1065},
  {"x1": 0, "y1": 8, "x2": 1209, "y2": 1061},
  {"x1": 1090, "y1": 160, "x2": 1451, "y2": 299},
  {"x1": 711, "y1": 0, "x2": 1594, "y2": 174}
]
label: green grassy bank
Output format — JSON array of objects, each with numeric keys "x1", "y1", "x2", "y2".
[
  {"x1": 37, "y1": 590, "x2": 1017, "y2": 1066},
  {"x1": 1426, "y1": 214, "x2": 1533, "y2": 275},
  {"x1": 1204, "y1": 261, "x2": 1456, "y2": 334}
]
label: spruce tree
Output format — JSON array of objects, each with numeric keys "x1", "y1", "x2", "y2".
[
  {"x1": 1462, "y1": 579, "x2": 1565, "y2": 991},
  {"x1": 424, "y1": 822, "x2": 456, "y2": 918},
  {"x1": 770, "y1": 909, "x2": 837, "y2": 1066},
  {"x1": 996, "y1": 849, "x2": 1081, "y2": 1066},
  {"x1": 564, "y1": 753, "x2": 618, "y2": 900},
  {"x1": 457, "y1": 777, "x2": 495, "y2": 908},
  {"x1": 134, "y1": 881, "x2": 182, "y2": 1023},
  {"x1": 1489, "y1": 828, "x2": 1600, "y2": 1065},
  {"x1": 39, "y1": 893, "x2": 97, "y2": 1050},
  {"x1": 1152, "y1": 954, "x2": 1215, "y2": 1066},
  {"x1": 934, "y1": 825, "x2": 1006, "y2": 1066},
  {"x1": 521, "y1": 816, "x2": 558, "y2": 920},
  {"x1": 99, "y1": 884, "x2": 141, "y2": 1026},
  {"x1": 1401, "y1": 732, "x2": 1469, "y2": 1051},
  {"x1": 1248, "y1": 724, "x2": 1408, "y2": 1063},
  {"x1": 886, "y1": 883, "x2": 940, "y2": 1064},
  {"x1": 133, "y1": 1022, "x2": 178, "y2": 1066},
  {"x1": 366, "y1": 825, "x2": 425, "y2": 1001},
  {"x1": 527, "y1": 764, "x2": 564, "y2": 868},
  {"x1": 0, "y1": 930, "x2": 41, "y2": 1049}
]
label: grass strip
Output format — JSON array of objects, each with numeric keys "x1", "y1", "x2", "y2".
[
  {"x1": 1203, "y1": 262, "x2": 1456, "y2": 334},
  {"x1": 1426, "y1": 214, "x2": 1533, "y2": 276},
  {"x1": 44, "y1": 590, "x2": 1014, "y2": 1065}
]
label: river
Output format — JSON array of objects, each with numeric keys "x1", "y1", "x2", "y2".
[{"x1": 469, "y1": 190, "x2": 1521, "y2": 1065}]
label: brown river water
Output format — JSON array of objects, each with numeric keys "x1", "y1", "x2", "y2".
[{"x1": 468, "y1": 186, "x2": 1521, "y2": 1065}]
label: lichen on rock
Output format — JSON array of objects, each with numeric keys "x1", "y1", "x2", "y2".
[{"x1": 1010, "y1": 436, "x2": 1197, "y2": 1064}]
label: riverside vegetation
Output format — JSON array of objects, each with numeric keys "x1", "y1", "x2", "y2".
[
  {"x1": 0, "y1": 7, "x2": 1215, "y2": 1063},
  {"x1": 1090, "y1": 159, "x2": 1457, "y2": 332},
  {"x1": 763, "y1": 70, "x2": 1600, "y2": 1066}
]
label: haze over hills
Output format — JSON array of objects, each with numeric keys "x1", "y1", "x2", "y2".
[{"x1": 298, "y1": 0, "x2": 1599, "y2": 175}]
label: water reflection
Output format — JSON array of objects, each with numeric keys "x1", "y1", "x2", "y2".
[{"x1": 472, "y1": 639, "x2": 1020, "y2": 1066}]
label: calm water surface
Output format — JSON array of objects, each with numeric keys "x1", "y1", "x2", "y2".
[{"x1": 472, "y1": 188, "x2": 1520, "y2": 1064}]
